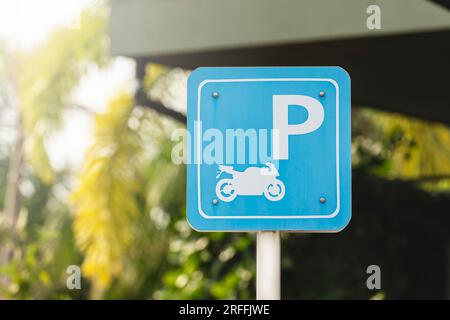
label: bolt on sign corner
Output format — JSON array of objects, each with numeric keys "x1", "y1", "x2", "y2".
[{"x1": 187, "y1": 67, "x2": 351, "y2": 232}]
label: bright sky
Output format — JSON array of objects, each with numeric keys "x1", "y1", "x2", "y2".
[
  {"x1": 0, "y1": 0, "x2": 94, "y2": 49},
  {"x1": 0, "y1": 0, "x2": 135, "y2": 171}
]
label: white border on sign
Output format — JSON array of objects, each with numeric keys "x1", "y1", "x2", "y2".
[{"x1": 196, "y1": 78, "x2": 340, "y2": 219}]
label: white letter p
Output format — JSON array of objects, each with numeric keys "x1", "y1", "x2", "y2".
[{"x1": 273, "y1": 95, "x2": 324, "y2": 160}]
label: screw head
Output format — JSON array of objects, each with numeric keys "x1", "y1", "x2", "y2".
[
  {"x1": 212, "y1": 91, "x2": 219, "y2": 98},
  {"x1": 212, "y1": 199, "x2": 219, "y2": 205},
  {"x1": 319, "y1": 91, "x2": 325, "y2": 97},
  {"x1": 319, "y1": 197, "x2": 326, "y2": 203}
]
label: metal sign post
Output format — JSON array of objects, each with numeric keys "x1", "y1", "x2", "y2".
[{"x1": 257, "y1": 231, "x2": 281, "y2": 300}]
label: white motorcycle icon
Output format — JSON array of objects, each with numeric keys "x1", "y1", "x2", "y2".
[{"x1": 215, "y1": 162, "x2": 285, "y2": 202}]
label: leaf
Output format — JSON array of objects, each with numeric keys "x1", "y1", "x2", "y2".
[{"x1": 71, "y1": 93, "x2": 141, "y2": 294}]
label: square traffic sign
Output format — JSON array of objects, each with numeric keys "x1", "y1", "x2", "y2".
[{"x1": 187, "y1": 67, "x2": 351, "y2": 232}]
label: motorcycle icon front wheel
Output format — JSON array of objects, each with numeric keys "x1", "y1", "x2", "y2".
[
  {"x1": 264, "y1": 180, "x2": 285, "y2": 201},
  {"x1": 216, "y1": 179, "x2": 237, "y2": 202}
]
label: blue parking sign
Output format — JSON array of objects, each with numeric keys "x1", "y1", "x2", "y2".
[{"x1": 187, "y1": 67, "x2": 351, "y2": 232}]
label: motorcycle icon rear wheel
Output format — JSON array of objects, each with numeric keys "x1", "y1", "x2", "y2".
[
  {"x1": 216, "y1": 179, "x2": 237, "y2": 202},
  {"x1": 264, "y1": 180, "x2": 285, "y2": 201}
]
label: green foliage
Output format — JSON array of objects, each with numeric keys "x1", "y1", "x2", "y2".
[
  {"x1": 70, "y1": 89, "x2": 256, "y2": 299},
  {"x1": 72, "y1": 93, "x2": 144, "y2": 295},
  {"x1": 0, "y1": 3, "x2": 108, "y2": 299},
  {"x1": 352, "y1": 108, "x2": 450, "y2": 180},
  {"x1": 158, "y1": 229, "x2": 254, "y2": 299},
  {"x1": 0, "y1": 173, "x2": 84, "y2": 299}
]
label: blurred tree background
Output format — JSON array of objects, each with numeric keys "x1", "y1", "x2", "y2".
[{"x1": 0, "y1": 1, "x2": 449, "y2": 299}]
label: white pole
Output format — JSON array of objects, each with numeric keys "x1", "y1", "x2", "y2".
[{"x1": 256, "y1": 231, "x2": 281, "y2": 300}]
